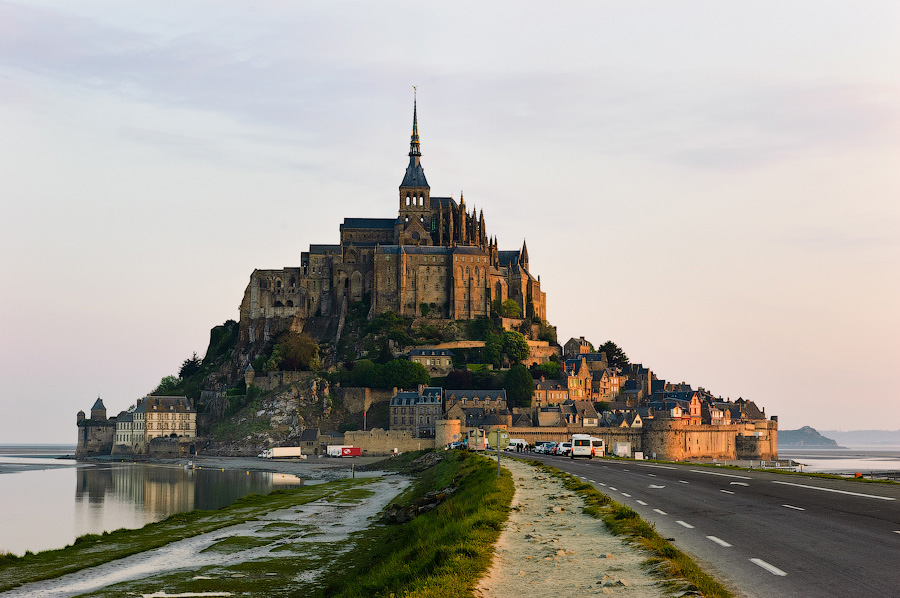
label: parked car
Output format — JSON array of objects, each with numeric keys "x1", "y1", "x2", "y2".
[
  {"x1": 557, "y1": 442, "x2": 572, "y2": 457},
  {"x1": 543, "y1": 442, "x2": 559, "y2": 455},
  {"x1": 534, "y1": 441, "x2": 553, "y2": 454}
]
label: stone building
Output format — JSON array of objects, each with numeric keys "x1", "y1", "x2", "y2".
[
  {"x1": 238, "y1": 99, "x2": 547, "y2": 350},
  {"x1": 390, "y1": 386, "x2": 443, "y2": 437},
  {"x1": 76, "y1": 398, "x2": 116, "y2": 458},
  {"x1": 408, "y1": 348, "x2": 454, "y2": 376}
]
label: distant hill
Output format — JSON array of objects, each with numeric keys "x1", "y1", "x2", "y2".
[
  {"x1": 818, "y1": 429, "x2": 900, "y2": 447},
  {"x1": 779, "y1": 426, "x2": 841, "y2": 447}
]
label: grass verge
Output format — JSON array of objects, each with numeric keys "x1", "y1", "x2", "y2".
[{"x1": 530, "y1": 459, "x2": 734, "y2": 598}]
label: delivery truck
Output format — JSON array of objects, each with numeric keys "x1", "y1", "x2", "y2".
[
  {"x1": 258, "y1": 447, "x2": 305, "y2": 459},
  {"x1": 326, "y1": 445, "x2": 361, "y2": 457}
]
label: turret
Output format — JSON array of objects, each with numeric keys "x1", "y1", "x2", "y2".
[{"x1": 90, "y1": 397, "x2": 107, "y2": 421}]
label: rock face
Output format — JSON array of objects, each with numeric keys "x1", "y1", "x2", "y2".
[{"x1": 779, "y1": 426, "x2": 840, "y2": 447}]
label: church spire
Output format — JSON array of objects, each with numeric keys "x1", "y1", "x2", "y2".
[{"x1": 409, "y1": 87, "x2": 421, "y2": 158}]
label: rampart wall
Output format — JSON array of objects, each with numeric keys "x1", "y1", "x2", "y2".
[{"x1": 343, "y1": 428, "x2": 436, "y2": 456}]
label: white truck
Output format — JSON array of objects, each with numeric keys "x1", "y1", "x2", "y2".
[
  {"x1": 258, "y1": 447, "x2": 305, "y2": 459},
  {"x1": 571, "y1": 434, "x2": 604, "y2": 459}
]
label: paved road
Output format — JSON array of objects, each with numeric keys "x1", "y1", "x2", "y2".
[{"x1": 526, "y1": 453, "x2": 900, "y2": 598}]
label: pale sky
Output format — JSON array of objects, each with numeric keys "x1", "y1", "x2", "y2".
[{"x1": 2, "y1": 1, "x2": 898, "y2": 444}]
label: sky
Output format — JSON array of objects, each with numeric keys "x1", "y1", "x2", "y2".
[{"x1": 1, "y1": 1, "x2": 898, "y2": 444}]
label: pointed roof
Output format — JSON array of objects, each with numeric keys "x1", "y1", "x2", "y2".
[
  {"x1": 401, "y1": 91, "x2": 429, "y2": 188},
  {"x1": 520, "y1": 239, "x2": 529, "y2": 263},
  {"x1": 91, "y1": 398, "x2": 105, "y2": 411}
]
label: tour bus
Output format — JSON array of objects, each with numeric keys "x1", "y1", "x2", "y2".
[{"x1": 571, "y1": 434, "x2": 605, "y2": 459}]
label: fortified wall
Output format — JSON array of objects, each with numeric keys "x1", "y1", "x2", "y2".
[{"x1": 343, "y1": 428, "x2": 436, "y2": 455}]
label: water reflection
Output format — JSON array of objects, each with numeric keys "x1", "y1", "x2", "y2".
[{"x1": 1, "y1": 461, "x2": 303, "y2": 556}]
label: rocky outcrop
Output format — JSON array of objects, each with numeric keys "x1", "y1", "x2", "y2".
[{"x1": 779, "y1": 426, "x2": 840, "y2": 447}]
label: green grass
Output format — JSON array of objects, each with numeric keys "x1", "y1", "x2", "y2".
[{"x1": 531, "y1": 460, "x2": 735, "y2": 598}]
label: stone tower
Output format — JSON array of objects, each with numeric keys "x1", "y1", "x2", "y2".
[
  {"x1": 397, "y1": 92, "x2": 433, "y2": 246},
  {"x1": 90, "y1": 397, "x2": 107, "y2": 421}
]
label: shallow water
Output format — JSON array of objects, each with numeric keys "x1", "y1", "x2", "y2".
[
  {"x1": 778, "y1": 446, "x2": 900, "y2": 474},
  {"x1": 0, "y1": 449, "x2": 303, "y2": 556}
]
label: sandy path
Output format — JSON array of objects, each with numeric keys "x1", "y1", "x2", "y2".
[{"x1": 475, "y1": 458, "x2": 668, "y2": 597}]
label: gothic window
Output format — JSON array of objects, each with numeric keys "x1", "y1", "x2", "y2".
[{"x1": 406, "y1": 196, "x2": 411, "y2": 206}]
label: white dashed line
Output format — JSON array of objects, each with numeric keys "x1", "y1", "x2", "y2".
[
  {"x1": 730, "y1": 481, "x2": 749, "y2": 486},
  {"x1": 648, "y1": 473, "x2": 657, "y2": 477},
  {"x1": 679, "y1": 480, "x2": 689, "y2": 484},
  {"x1": 623, "y1": 469, "x2": 630, "y2": 472},
  {"x1": 676, "y1": 520, "x2": 694, "y2": 528},
  {"x1": 771, "y1": 480, "x2": 896, "y2": 501},
  {"x1": 579, "y1": 476, "x2": 586, "y2": 479},
  {"x1": 690, "y1": 469, "x2": 751, "y2": 480},
  {"x1": 751, "y1": 558, "x2": 787, "y2": 576},
  {"x1": 609, "y1": 487, "x2": 618, "y2": 491},
  {"x1": 648, "y1": 484, "x2": 666, "y2": 489},
  {"x1": 599, "y1": 482, "x2": 607, "y2": 486},
  {"x1": 783, "y1": 504, "x2": 805, "y2": 511},
  {"x1": 654, "y1": 508, "x2": 668, "y2": 515},
  {"x1": 621, "y1": 492, "x2": 631, "y2": 497},
  {"x1": 589, "y1": 480, "x2": 597, "y2": 484},
  {"x1": 894, "y1": 531, "x2": 900, "y2": 535},
  {"x1": 707, "y1": 536, "x2": 732, "y2": 547},
  {"x1": 634, "y1": 463, "x2": 677, "y2": 470},
  {"x1": 720, "y1": 489, "x2": 735, "y2": 494},
  {"x1": 636, "y1": 500, "x2": 648, "y2": 506}
]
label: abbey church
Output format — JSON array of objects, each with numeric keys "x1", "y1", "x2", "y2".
[{"x1": 240, "y1": 100, "x2": 546, "y2": 339}]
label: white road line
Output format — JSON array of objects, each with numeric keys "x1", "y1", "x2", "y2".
[
  {"x1": 579, "y1": 476, "x2": 586, "y2": 479},
  {"x1": 783, "y1": 504, "x2": 805, "y2": 511},
  {"x1": 690, "y1": 469, "x2": 752, "y2": 480},
  {"x1": 707, "y1": 536, "x2": 732, "y2": 547},
  {"x1": 679, "y1": 480, "x2": 689, "y2": 484},
  {"x1": 720, "y1": 489, "x2": 735, "y2": 494},
  {"x1": 676, "y1": 520, "x2": 694, "y2": 528},
  {"x1": 636, "y1": 500, "x2": 648, "y2": 505},
  {"x1": 634, "y1": 463, "x2": 677, "y2": 470},
  {"x1": 894, "y1": 531, "x2": 900, "y2": 534},
  {"x1": 772, "y1": 480, "x2": 896, "y2": 501},
  {"x1": 623, "y1": 469, "x2": 630, "y2": 472},
  {"x1": 654, "y1": 509, "x2": 668, "y2": 515},
  {"x1": 621, "y1": 492, "x2": 631, "y2": 497},
  {"x1": 589, "y1": 480, "x2": 597, "y2": 484},
  {"x1": 648, "y1": 473, "x2": 657, "y2": 477},
  {"x1": 609, "y1": 487, "x2": 618, "y2": 491},
  {"x1": 598, "y1": 482, "x2": 606, "y2": 486},
  {"x1": 730, "y1": 481, "x2": 749, "y2": 486},
  {"x1": 751, "y1": 558, "x2": 787, "y2": 576},
  {"x1": 648, "y1": 484, "x2": 666, "y2": 489}
]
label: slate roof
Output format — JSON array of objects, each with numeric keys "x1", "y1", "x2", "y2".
[
  {"x1": 431, "y1": 197, "x2": 458, "y2": 210},
  {"x1": 452, "y1": 246, "x2": 488, "y2": 255},
  {"x1": 445, "y1": 389, "x2": 507, "y2": 402},
  {"x1": 498, "y1": 250, "x2": 520, "y2": 267},
  {"x1": 340, "y1": 218, "x2": 397, "y2": 230},
  {"x1": 401, "y1": 160, "x2": 429, "y2": 187},
  {"x1": 308, "y1": 244, "x2": 342, "y2": 254},
  {"x1": 299, "y1": 428, "x2": 319, "y2": 442},
  {"x1": 91, "y1": 398, "x2": 105, "y2": 411},
  {"x1": 390, "y1": 391, "x2": 420, "y2": 407}
]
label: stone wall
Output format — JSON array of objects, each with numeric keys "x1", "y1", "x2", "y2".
[
  {"x1": 251, "y1": 371, "x2": 315, "y2": 392},
  {"x1": 333, "y1": 387, "x2": 393, "y2": 415},
  {"x1": 342, "y1": 428, "x2": 436, "y2": 455},
  {"x1": 149, "y1": 437, "x2": 198, "y2": 458},
  {"x1": 76, "y1": 421, "x2": 115, "y2": 458}
]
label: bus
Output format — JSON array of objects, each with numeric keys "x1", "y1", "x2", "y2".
[{"x1": 571, "y1": 434, "x2": 604, "y2": 459}]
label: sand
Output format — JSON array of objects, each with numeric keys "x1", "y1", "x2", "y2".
[{"x1": 475, "y1": 457, "x2": 669, "y2": 598}]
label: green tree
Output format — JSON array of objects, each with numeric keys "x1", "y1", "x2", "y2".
[
  {"x1": 152, "y1": 375, "x2": 180, "y2": 395},
  {"x1": 594, "y1": 401, "x2": 611, "y2": 413},
  {"x1": 500, "y1": 299, "x2": 521, "y2": 318},
  {"x1": 419, "y1": 302, "x2": 430, "y2": 317},
  {"x1": 275, "y1": 332, "x2": 320, "y2": 371},
  {"x1": 482, "y1": 333, "x2": 502, "y2": 368},
  {"x1": 502, "y1": 330, "x2": 530, "y2": 364},
  {"x1": 179, "y1": 352, "x2": 202, "y2": 379},
  {"x1": 503, "y1": 364, "x2": 534, "y2": 408},
  {"x1": 598, "y1": 340, "x2": 630, "y2": 369},
  {"x1": 534, "y1": 361, "x2": 560, "y2": 380},
  {"x1": 445, "y1": 368, "x2": 475, "y2": 388},
  {"x1": 349, "y1": 359, "x2": 375, "y2": 387},
  {"x1": 373, "y1": 359, "x2": 431, "y2": 389}
]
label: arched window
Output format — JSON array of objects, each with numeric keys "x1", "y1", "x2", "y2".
[
  {"x1": 406, "y1": 195, "x2": 411, "y2": 206},
  {"x1": 286, "y1": 300, "x2": 294, "y2": 307},
  {"x1": 275, "y1": 279, "x2": 282, "y2": 288}
]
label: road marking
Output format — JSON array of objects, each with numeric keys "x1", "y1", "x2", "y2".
[
  {"x1": 623, "y1": 469, "x2": 630, "y2": 472},
  {"x1": 654, "y1": 509, "x2": 668, "y2": 515},
  {"x1": 621, "y1": 492, "x2": 631, "y2": 497},
  {"x1": 634, "y1": 463, "x2": 677, "y2": 470},
  {"x1": 676, "y1": 520, "x2": 694, "y2": 528},
  {"x1": 609, "y1": 487, "x2": 618, "y2": 491},
  {"x1": 894, "y1": 531, "x2": 900, "y2": 534},
  {"x1": 783, "y1": 504, "x2": 805, "y2": 511},
  {"x1": 579, "y1": 476, "x2": 586, "y2": 479},
  {"x1": 690, "y1": 469, "x2": 751, "y2": 480},
  {"x1": 636, "y1": 500, "x2": 648, "y2": 505},
  {"x1": 648, "y1": 473, "x2": 657, "y2": 477},
  {"x1": 730, "y1": 481, "x2": 749, "y2": 486},
  {"x1": 720, "y1": 489, "x2": 735, "y2": 494},
  {"x1": 649, "y1": 484, "x2": 666, "y2": 489},
  {"x1": 707, "y1": 536, "x2": 732, "y2": 547},
  {"x1": 679, "y1": 480, "x2": 689, "y2": 484},
  {"x1": 589, "y1": 480, "x2": 597, "y2": 484},
  {"x1": 772, "y1": 480, "x2": 896, "y2": 501},
  {"x1": 751, "y1": 558, "x2": 787, "y2": 576}
]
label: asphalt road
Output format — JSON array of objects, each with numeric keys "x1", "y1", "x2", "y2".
[{"x1": 526, "y1": 453, "x2": 900, "y2": 598}]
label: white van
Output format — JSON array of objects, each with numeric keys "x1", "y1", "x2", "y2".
[
  {"x1": 506, "y1": 438, "x2": 527, "y2": 451},
  {"x1": 571, "y1": 434, "x2": 604, "y2": 459}
]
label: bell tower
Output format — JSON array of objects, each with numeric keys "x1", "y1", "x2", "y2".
[{"x1": 398, "y1": 89, "x2": 432, "y2": 245}]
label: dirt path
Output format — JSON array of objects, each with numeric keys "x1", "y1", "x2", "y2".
[{"x1": 475, "y1": 458, "x2": 668, "y2": 597}]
